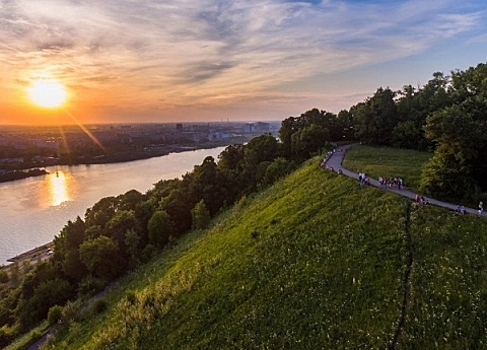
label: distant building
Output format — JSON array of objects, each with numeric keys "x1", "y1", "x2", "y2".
[
  {"x1": 35, "y1": 140, "x2": 60, "y2": 150},
  {"x1": 0, "y1": 157, "x2": 24, "y2": 164},
  {"x1": 256, "y1": 122, "x2": 270, "y2": 132},
  {"x1": 176, "y1": 124, "x2": 183, "y2": 132},
  {"x1": 244, "y1": 123, "x2": 255, "y2": 133},
  {"x1": 208, "y1": 131, "x2": 230, "y2": 141}
]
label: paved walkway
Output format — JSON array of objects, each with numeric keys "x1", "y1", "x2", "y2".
[{"x1": 324, "y1": 144, "x2": 483, "y2": 216}]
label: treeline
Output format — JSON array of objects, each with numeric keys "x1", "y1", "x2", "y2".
[
  {"x1": 0, "y1": 168, "x2": 48, "y2": 183},
  {"x1": 0, "y1": 111, "x2": 346, "y2": 346},
  {"x1": 347, "y1": 62, "x2": 487, "y2": 202}
]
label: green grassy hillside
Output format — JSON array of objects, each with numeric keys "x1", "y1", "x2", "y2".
[{"x1": 43, "y1": 156, "x2": 487, "y2": 349}]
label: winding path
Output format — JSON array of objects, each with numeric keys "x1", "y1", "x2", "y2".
[{"x1": 326, "y1": 144, "x2": 482, "y2": 216}]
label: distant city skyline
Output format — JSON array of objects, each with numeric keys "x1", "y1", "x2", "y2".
[{"x1": 1, "y1": 0, "x2": 487, "y2": 125}]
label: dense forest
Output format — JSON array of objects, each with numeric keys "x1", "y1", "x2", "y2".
[{"x1": 1, "y1": 62, "x2": 486, "y2": 346}]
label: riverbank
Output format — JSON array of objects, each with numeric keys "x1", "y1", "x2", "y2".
[
  {"x1": 6, "y1": 242, "x2": 54, "y2": 265},
  {"x1": 0, "y1": 168, "x2": 49, "y2": 183},
  {"x1": 0, "y1": 139, "x2": 242, "y2": 184}
]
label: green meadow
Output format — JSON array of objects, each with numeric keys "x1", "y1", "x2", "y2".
[
  {"x1": 41, "y1": 150, "x2": 487, "y2": 349},
  {"x1": 342, "y1": 145, "x2": 432, "y2": 192}
]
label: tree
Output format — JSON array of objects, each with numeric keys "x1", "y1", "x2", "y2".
[
  {"x1": 191, "y1": 200, "x2": 211, "y2": 230},
  {"x1": 53, "y1": 217, "x2": 88, "y2": 282},
  {"x1": 291, "y1": 124, "x2": 330, "y2": 159},
  {"x1": 15, "y1": 278, "x2": 72, "y2": 330},
  {"x1": 79, "y1": 236, "x2": 122, "y2": 280},
  {"x1": 84, "y1": 196, "x2": 119, "y2": 228},
  {"x1": 262, "y1": 157, "x2": 295, "y2": 186},
  {"x1": 105, "y1": 209, "x2": 141, "y2": 253},
  {"x1": 420, "y1": 105, "x2": 480, "y2": 201},
  {"x1": 124, "y1": 228, "x2": 141, "y2": 267},
  {"x1": 218, "y1": 144, "x2": 245, "y2": 171},
  {"x1": 353, "y1": 87, "x2": 398, "y2": 145},
  {"x1": 147, "y1": 210, "x2": 175, "y2": 248},
  {"x1": 279, "y1": 108, "x2": 335, "y2": 160},
  {"x1": 190, "y1": 156, "x2": 227, "y2": 215}
]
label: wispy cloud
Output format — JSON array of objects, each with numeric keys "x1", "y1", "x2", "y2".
[{"x1": 0, "y1": 0, "x2": 485, "y2": 123}]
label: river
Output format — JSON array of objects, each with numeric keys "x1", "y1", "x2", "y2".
[{"x1": 0, "y1": 147, "x2": 225, "y2": 264}]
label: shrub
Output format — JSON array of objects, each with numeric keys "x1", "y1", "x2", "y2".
[
  {"x1": 0, "y1": 269, "x2": 9, "y2": 284},
  {"x1": 78, "y1": 276, "x2": 107, "y2": 299},
  {"x1": 48, "y1": 305, "x2": 63, "y2": 326}
]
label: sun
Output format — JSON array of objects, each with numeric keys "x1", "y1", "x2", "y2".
[{"x1": 27, "y1": 79, "x2": 68, "y2": 108}]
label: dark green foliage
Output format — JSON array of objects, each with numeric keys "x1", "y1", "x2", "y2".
[
  {"x1": 0, "y1": 326, "x2": 16, "y2": 349},
  {"x1": 0, "y1": 269, "x2": 9, "y2": 284},
  {"x1": 191, "y1": 200, "x2": 211, "y2": 230},
  {"x1": 148, "y1": 210, "x2": 175, "y2": 248},
  {"x1": 244, "y1": 133, "x2": 280, "y2": 166},
  {"x1": 79, "y1": 236, "x2": 123, "y2": 280},
  {"x1": 190, "y1": 156, "x2": 227, "y2": 215},
  {"x1": 353, "y1": 87, "x2": 397, "y2": 145},
  {"x1": 124, "y1": 228, "x2": 142, "y2": 268},
  {"x1": 291, "y1": 123, "x2": 330, "y2": 159},
  {"x1": 16, "y1": 278, "x2": 73, "y2": 330},
  {"x1": 262, "y1": 158, "x2": 295, "y2": 186},
  {"x1": 419, "y1": 63, "x2": 487, "y2": 201},
  {"x1": 77, "y1": 275, "x2": 108, "y2": 299},
  {"x1": 54, "y1": 217, "x2": 89, "y2": 283},
  {"x1": 47, "y1": 305, "x2": 63, "y2": 325},
  {"x1": 106, "y1": 210, "x2": 141, "y2": 253},
  {"x1": 217, "y1": 144, "x2": 245, "y2": 171},
  {"x1": 279, "y1": 108, "x2": 334, "y2": 160}
]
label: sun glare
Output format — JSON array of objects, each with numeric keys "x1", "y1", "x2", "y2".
[{"x1": 27, "y1": 79, "x2": 68, "y2": 108}]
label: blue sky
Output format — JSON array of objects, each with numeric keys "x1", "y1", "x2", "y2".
[{"x1": 1, "y1": 0, "x2": 486, "y2": 124}]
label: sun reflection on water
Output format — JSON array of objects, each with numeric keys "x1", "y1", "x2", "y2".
[{"x1": 47, "y1": 170, "x2": 71, "y2": 206}]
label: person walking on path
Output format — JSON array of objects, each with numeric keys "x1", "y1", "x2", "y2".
[{"x1": 479, "y1": 201, "x2": 484, "y2": 215}]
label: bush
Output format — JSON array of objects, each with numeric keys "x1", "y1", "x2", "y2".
[
  {"x1": 78, "y1": 275, "x2": 107, "y2": 299},
  {"x1": 60, "y1": 301, "x2": 81, "y2": 327},
  {"x1": 0, "y1": 325, "x2": 16, "y2": 348},
  {"x1": 0, "y1": 269, "x2": 9, "y2": 284},
  {"x1": 47, "y1": 305, "x2": 63, "y2": 326}
]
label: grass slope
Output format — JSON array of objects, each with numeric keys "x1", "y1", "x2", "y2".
[{"x1": 44, "y1": 155, "x2": 487, "y2": 350}]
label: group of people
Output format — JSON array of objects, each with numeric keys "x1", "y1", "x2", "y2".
[
  {"x1": 455, "y1": 205, "x2": 468, "y2": 215},
  {"x1": 378, "y1": 176, "x2": 403, "y2": 189},
  {"x1": 415, "y1": 194, "x2": 429, "y2": 205},
  {"x1": 454, "y1": 201, "x2": 484, "y2": 215},
  {"x1": 357, "y1": 172, "x2": 370, "y2": 185},
  {"x1": 320, "y1": 150, "x2": 335, "y2": 168}
]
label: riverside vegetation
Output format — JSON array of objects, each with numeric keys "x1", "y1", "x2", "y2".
[{"x1": 38, "y1": 153, "x2": 487, "y2": 349}]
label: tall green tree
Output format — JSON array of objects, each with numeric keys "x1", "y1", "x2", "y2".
[
  {"x1": 79, "y1": 236, "x2": 122, "y2": 281},
  {"x1": 191, "y1": 200, "x2": 211, "y2": 230},
  {"x1": 420, "y1": 105, "x2": 480, "y2": 200},
  {"x1": 147, "y1": 210, "x2": 175, "y2": 248},
  {"x1": 353, "y1": 87, "x2": 398, "y2": 145}
]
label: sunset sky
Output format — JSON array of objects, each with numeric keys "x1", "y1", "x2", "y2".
[{"x1": 1, "y1": 0, "x2": 487, "y2": 125}]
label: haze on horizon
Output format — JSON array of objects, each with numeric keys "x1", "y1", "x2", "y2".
[{"x1": 1, "y1": 0, "x2": 487, "y2": 126}]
